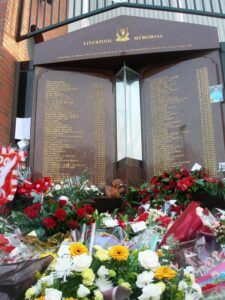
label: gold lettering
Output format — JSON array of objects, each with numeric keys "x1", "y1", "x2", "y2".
[{"x1": 83, "y1": 39, "x2": 112, "y2": 46}]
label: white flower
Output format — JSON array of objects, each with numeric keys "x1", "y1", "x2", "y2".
[
  {"x1": 54, "y1": 184, "x2": 61, "y2": 190},
  {"x1": 45, "y1": 288, "x2": 62, "y2": 300},
  {"x1": 97, "y1": 265, "x2": 109, "y2": 277},
  {"x1": 185, "y1": 290, "x2": 202, "y2": 300},
  {"x1": 138, "y1": 284, "x2": 162, "y2": 300},
  {"x1": 40, "y1": 274, "x2": 54, "y2": 286},
  {"x1": 136, "y1": 271, "x2": 154, "y2": 288},
  {"x1": 102, "y1": 217, "x2": 118, "y2": 227},
  {"x1": 52, "y1": 258, "x2": 74, "y2": 281},
  {"x1": 138, "y1": 250, "x2": 160, "y2": 270},
  {"x1": 72, "y1": 253, "x2": 92, "y2": 272},
  {"x1": 178, "y1": 280, "x2": 188, "y2": 291},
  {"x1": 95, "y1": 276, "x2": 113, "y2": 292},
  {"x1": 77, "y1": 284, "x2": 90, "y2": 297}
]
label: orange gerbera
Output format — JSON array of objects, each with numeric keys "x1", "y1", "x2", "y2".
[
  {"x1": 69, "y1": 242, "x2": 88, "y2": 256},
  {"x1": 109, "y1": 245, "x2": 129, "y2": 261},
  {"x1": 155, "y1": 266, "x2": 177, "y2": 280}
]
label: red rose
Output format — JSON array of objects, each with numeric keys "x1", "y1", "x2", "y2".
[
  {"x1": 164, "y1": 195, "x2": 171, "y2": 201},
  {"x1": 32, "y1": 203, "x2": 42, "y2": 211},
  {"x1": 24, "y1": 207, "x2": 39, "y2": 219},
  {"x1": 76, "y1": 207, "x2": 87, "y2": 218},
  {"x1": 162, "y1": 171, "x2": 167, "y2": 179},
  {"x1": 66, "y1": 219, "x2": 79, "y2": 229},
  {"x1": 177, "y1": 177, "x2": 194, "y2": 192},
  {"x1": 151, "y1": 177, "x2": 159, "y2": 185},
  {"x1": 142, "y1": 195, "x2": 150, "y2": 204},
  {"x1": 181, "y1": 167, "x2": 189, "y2": 176},
  {"x1": 156, "y1": 216, "x2": 172, "y2": 227},
  {"x1": 59, "y1": 200, "x2": 67, "y2": 207},
  {"x1": 169, "y1": 180, "x2": 176, "y2": 189},
  {"x1": 137, "y1": 212, "x2": 149, "y2": 222},
  {"x1": 88, "y1": 217, "x2": 96, "y2": 224},
  {"x1": 218, "y1": 180, "x2": 223, "y2": 188},
  {"x1": 174, "y1": 173, "x2": 182, "y2": 179},
  {"x1": 118, "y1": 219, "x2": 126, "y2": 228},
  {"x1": 153, "y1": 188, "x2": 160, "y2": 194},
  {"x1": 43, "y1": 217, "x2": 57, "y2": 229},
  {"x1": 17, "y1": 187, "x2": 27, "y2": 195},
  {"x1": 163, "y1": 185, "x2": 169, "y2": 191},
  {"x1": 83, "y1": 205, "x2": 94, "y2": 214},
  {"x1": 55, "y1": 208, "x2": 67, "y2": 221}
]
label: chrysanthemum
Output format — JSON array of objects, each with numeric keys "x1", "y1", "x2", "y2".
[
  {"x1": 154, "y1": 266, "x2": 177, "y2": 280},
  {"x1": 109, "y1": 245, "x2": 129, "y2": 261},
  {"x1": 69, "y1": 242, "x2": 88, "y2": 256}
]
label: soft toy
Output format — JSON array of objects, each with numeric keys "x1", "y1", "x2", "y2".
[{"x1": 105, "y1": 179, "x2": 124, "y2": 198}]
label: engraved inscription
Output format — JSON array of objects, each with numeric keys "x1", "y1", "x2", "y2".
[
  {"x1": 150, "y1": 75, "x2": 190, "y2": 173},
  {"x1": 197, "y1": 68, "x2": 217, "y2": 177}
]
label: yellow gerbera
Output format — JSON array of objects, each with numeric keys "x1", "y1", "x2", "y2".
[
  {"x1": 64, "y1": 298, "x2": 78, "y2": 300},
  {"x1": 69, "y1": 242, "x2": 88, "y2": 256},
  {"x1": 155, "y1": 266, "x2": 177, "y2": 280},
  {"x1": 156, "y1": 249, "x2": 163, "y2": 257},
  {"x1": 109, "y1": 245, "x2": 129, "y2": 261},
  {"x1": 35, "y1": 297, "x2": 45, "y2": 300}
]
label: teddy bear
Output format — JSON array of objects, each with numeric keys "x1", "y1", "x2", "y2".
[{"x1": 105, "y1": 178, "x2": 124, "y2": 198}]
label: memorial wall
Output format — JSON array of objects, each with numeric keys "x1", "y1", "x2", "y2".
[{"x1": 31, "y1": 16, "x2": 225, "y2": 183}]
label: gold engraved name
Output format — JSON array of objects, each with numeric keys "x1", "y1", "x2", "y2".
[
  {"x1": 83, "y1": 39, "x2": 112, "y2": 46},
  {"x1": 134, "y1": 34, "x2": 163, "y2": 41}
]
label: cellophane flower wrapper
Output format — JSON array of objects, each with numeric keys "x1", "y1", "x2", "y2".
[
  {"x1": 160, "y1": 201, "x2": 213, "y2": 245},
  {"x1": 175, "y1": 233, "x2": 224, "y2": 276},
  {"x1": 0, "y1": 255, "x2": 53, "y2": 300},
  {"x1": 196, "y1": 261, "x2": 225, "y2": 286},
  {"x1": 124, "y1": 227, "x2": 161, "y2": 251}
]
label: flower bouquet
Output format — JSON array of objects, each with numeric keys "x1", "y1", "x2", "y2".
[
  {"x1": 122, "y1": 167, "x2": 225, "y2": 217},
  {"x1": 25, "y1": 242, "x2": 203, "y2": 300}
]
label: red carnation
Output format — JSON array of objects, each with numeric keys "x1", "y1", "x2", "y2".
[
  {"x1": 43, "y1": 217, "x2": 57, "y2": 229},
  {"x1": 24, "y1": 207, "x2": 39, "y2": 219},
  {"x1": 66, "y1": 219, "x2": 79, "y2": 229},
  {"x1": 76, "y1": 207, "x2": 87, "y2": 218},
  {"x1": 55, "y1": 208, "x2": 67, "y2": 221}
]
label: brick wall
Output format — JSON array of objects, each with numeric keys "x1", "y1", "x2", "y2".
[{"x1": 0, "y1": 0, "x2": 67, "y2": 145}]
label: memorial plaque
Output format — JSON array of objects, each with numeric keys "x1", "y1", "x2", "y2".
[
  {"x1": 32, "y1": 68, "x2": 115, "y2": 184},
  {"x1": 143, "y1": 53, "x2": 225, "y2": 178}
]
